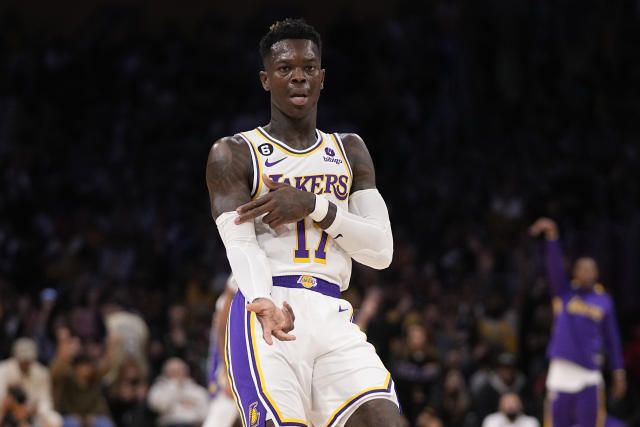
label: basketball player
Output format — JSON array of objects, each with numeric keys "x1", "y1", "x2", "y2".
[
  {"x1": 529, "y1": 218, "x2": 626, "y2": 427},
  {"x1": 206, "y1": 18, "x2": 405, "y2": 427},
  {"x1": 204, "y1": 276, "x2": 239, "y2": 427}
]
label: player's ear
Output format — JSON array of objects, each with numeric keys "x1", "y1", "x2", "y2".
[
  {"x1": 320, "y1": 69, "x2": 325, "y2": 90},
  {"x1": 259, "y1": 70, "x2": 270, "y2": 92}
]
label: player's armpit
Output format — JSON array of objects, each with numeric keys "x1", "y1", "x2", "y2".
[{"x1": 206, "y1": 136, "x2": 254, "y2": 219}]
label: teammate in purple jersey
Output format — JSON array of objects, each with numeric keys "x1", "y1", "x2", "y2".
[{"x1": 530, "y1": 218, "x2": 626, "y2": 427}]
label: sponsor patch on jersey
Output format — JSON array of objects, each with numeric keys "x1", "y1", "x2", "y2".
[
  {"x1": 297, "y1": 275, "x2": 318, "y2": 289},
  {"x1": 325, "y1": 147, "x2": 335, "y2": 156},
  {"x1": 323, "y1": 155, "x2": 343, "y2": 165},
  {"x1": 249, "y1": 402, "x2": 260, "y2": 427}
]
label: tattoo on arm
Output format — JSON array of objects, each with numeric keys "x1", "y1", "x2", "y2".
[
  {"x1": 341, "y1": 133, "x2": 376, "y2": 193},
  {"x1": 206, "y1": 136, "x2": 254, "y2": 219}
]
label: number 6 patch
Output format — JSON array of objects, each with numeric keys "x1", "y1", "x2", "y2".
[{"x1": 258, "y1": 143, "x2": 274, "y2": 156}]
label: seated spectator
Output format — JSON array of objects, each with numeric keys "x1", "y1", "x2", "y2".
[
  {"x1": 415, "y1": 407, "x2": 444, "y2": 427},
  {"x1": 482, "y1": 393, "x2": 539, "y2": 427},
  {"x1": 50, "y1": 329, "x2": 114, "y2": 427},
  {"x1": 107, "y1": 357, "x2": 153, "y2": 427},
  {"x1": 0, "y1": 338, "x2": 62, "y2": 427},
  {"x1": 0, "y1": 385, "x2": 32, "y2": 427},
  {"x1": 431, "y1": 369, "x2": 471, "y2": 427},
  {"x1": 391, "y1": 323, "x2": 442, "y2": 422},
  {"x1": 472, "y1": 353, "x2": 527, "y2": 421},
  {"x1": 148, "y1": 358, "x2": 209, "y2": 427},
  {"x1": 101, "y1": 296, "x2": 150, "y2": 385}
]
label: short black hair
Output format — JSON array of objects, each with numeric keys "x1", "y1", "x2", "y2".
[{"x1": 259, "y1": 18, "x2": 322, "y2": 59}]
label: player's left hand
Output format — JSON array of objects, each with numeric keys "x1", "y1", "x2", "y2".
[
  {"x1": 235, "y1": 174, "x2": 315, "y2": 228},
  {"x1": 611, "y1": 370, "x2": 627, "y2": 399},
  {"x1": 246, "y1": 298, "x2": 296, "y2": 345}
]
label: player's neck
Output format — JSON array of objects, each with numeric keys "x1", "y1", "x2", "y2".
[{"x1": 265, "y1": 108, "x2": 317, "y2": 150}]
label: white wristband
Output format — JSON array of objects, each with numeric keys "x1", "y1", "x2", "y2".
[{"x1": 309, "y1": 195, "x2": 329, "y2": 222}]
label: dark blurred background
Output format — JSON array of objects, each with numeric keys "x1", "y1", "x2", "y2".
[{"x1": 1, "y1": 1, "x2": 640, "y2": 426}]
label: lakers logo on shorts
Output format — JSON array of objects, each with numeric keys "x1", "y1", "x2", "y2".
[
  {"x1": 297, "y1": 275, "x2": 317, "y2": 289},
  {"x1": 249, "y1": 402, "x2": 260, "y2": 427}
]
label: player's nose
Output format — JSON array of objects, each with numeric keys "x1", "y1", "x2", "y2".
[{"x1": 291, "y1": 67, "x2": 306, "y2": 83}]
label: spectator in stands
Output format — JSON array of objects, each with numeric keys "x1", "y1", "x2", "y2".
[
  {"x1": 0, "y1": 338, "x2": 62, "y2": 427},
  {"x1": 391, "y1": 323, "x2": 442, "y2": 422},
  {"x1": 101, "y1": 296, "x2": 150, "y2": 385},
  {"x1": 481, "y1": 393, "x2": 539, "y2": 427},
  {"x1": 107, "y1": 357, "x2": 153, "y2": 427},
  {"x1": 472, "y1": 353, "x2": 527, "y2": 421},
  {"x1": 147, "y1": 357, "x2": 209, "y2": 427},
  {"x1": 415, "y1": 407, "x2": 444, "y2": 427},
  {"x1": 431, "y1": 369, "x2": 472, "y2": 427},
  {"x1": 50, "y1": 329, "x2": 114, "y2": 427}
]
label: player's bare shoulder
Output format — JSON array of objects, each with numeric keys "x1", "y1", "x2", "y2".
[
  {"x1": 206, "y1": 135, "x2": 254, "y2": 218},
  {"x1": 339, "y1": 133, "x2": 376, "y2": 192}
]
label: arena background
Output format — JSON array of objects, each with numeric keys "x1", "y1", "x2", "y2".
[{"x1": 1, "y1": 0, "x2": 640, "y2": 425}]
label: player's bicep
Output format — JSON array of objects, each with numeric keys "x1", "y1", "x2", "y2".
[
  {"x1": 341, "y1": 133, "x2": 376, "y2": 193},
  {"x1": 206, "y1": 137, "x2": 253, "y2": 219}
]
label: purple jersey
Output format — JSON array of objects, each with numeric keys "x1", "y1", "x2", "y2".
[{"x1": 544, "y1": 240, "x2": 624, "y2": 371}]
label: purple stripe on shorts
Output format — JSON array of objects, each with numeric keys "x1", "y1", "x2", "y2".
[
  {"x1": 245, "y1": 310, "x2": 308, "y2": 427},
  {"x1": 272, "y1": 275, "x2": 341, "y2": 298},
  {"x1": 227, "y1": 291, "x2": 267, "y2": 426}
]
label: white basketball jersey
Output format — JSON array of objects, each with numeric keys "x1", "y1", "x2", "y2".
[{"x1": 237, "y1": 127, "x2": 353, "y2": 290}]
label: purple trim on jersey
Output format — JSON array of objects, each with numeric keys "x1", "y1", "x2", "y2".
[
  {"x1": 256, "y1": 127, "x2": 323, "y2": 155},
  {"x1": 325, "y1": 378, "x2": 395, "y2": 427},
  {"x1": 332, "y1": 133, "x2": 353, "y2": 181},
  {"x1": 272, "y1": 275, "x2": 341, "y2": 298},
  {"x1": 245, "y1": 311, "x2": 308, "y2": 427},
  {"x1": 237, "y1": 133, "x2": 261, "y2": 198},
  {"x1": 227, "y1": 291, "x2": 267, "y2": 427}
]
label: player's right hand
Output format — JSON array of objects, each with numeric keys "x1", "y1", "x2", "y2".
[
  {"x1": 246, "y1": 298, "x2": 296, "y2": 345},
  {"x1": 529, "y1": 217, "x2": 559, "y2": 241}
]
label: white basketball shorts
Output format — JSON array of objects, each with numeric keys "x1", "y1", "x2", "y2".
[{"x1": 225, "y1": 275, "x2": 399, "y2": 427}]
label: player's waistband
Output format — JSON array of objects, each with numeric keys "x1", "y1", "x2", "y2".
[{"x1": 272, "y1": 275, "x2": 341, "y2": 298}]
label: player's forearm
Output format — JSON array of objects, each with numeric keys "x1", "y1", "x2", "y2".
[
  {"x1": 544, "y1": 239, "x2": 571, "y2": 295},
  {"x1": 216, "y1": 212, "x2": 273, "y2": 302},
  {"x1": 314, "y1": 189, "x2": 393, "y2": 269}
]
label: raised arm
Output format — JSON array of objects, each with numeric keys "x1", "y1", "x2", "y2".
[
  {"x1": 530, "y1": 217, "x2": 570, "y2": 296},
  {"x1": 206, "y1": 137, "x2": 294, "y2": 344}
]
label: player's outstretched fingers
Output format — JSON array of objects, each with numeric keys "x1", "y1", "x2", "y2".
[
  {"x1": 262, "y1": 323, "x2": 274, "y2": 346},
  {"x1": 272, "y1": 329, "x2": 296, "y2": 342}
]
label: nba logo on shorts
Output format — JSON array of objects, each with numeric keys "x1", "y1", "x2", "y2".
[
  {"x1": 249, "y1": 402, "x2": 260, "y2": 427},
  {"x1": 297, "y1": 275, "x2": 318, "y2": 289}
]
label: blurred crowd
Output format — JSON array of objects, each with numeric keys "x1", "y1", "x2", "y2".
[{"x1": 2, "y1": 1, "x2": 640, "y2": 426}]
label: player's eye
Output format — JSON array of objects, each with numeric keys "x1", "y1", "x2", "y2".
[
  {"x1": 305, "y1": 66, "x2": 316, "y2": 72},
  {"x1": 279, "y1": 66, "x2": 290, "y2": 72}
]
